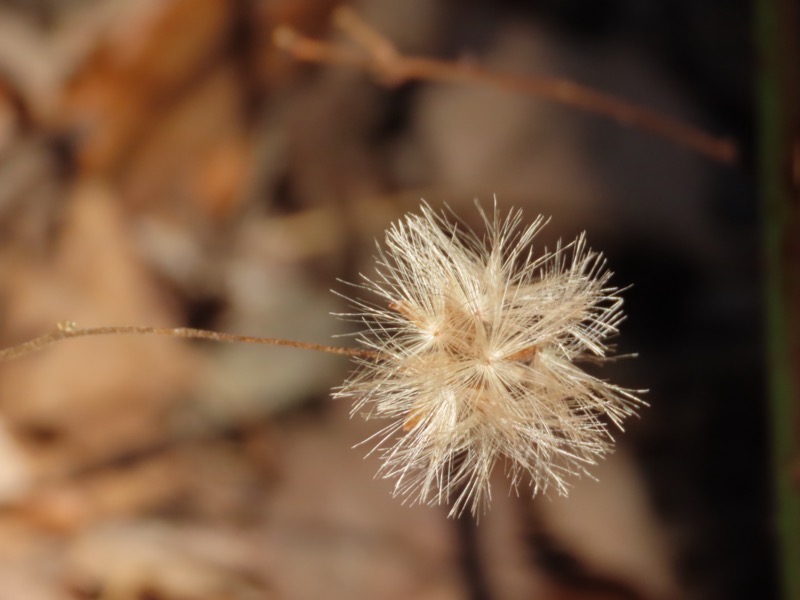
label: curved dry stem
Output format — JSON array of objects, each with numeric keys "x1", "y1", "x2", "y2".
[
  {"x1": 273, "y1": 7, "x2": 737, "y2": 165},
  {"x1": 0, "y1": 322, "x2": 380, "y2": 361}
]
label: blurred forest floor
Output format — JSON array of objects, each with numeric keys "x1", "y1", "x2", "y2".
[{"x1": 0, "y1": 1, "x2": 767, "y2": 599}]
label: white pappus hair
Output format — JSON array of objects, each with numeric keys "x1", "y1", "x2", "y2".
[{"x1": 335, "y1": 200, "x2": 644, "y2": 517}]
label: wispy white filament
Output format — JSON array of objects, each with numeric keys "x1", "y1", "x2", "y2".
[{"x1": 335, "y1": 201, "x2": 643, "y2": 517}]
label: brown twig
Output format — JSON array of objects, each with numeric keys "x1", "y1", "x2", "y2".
[
  {"x1": 273, "y1": 6, "x2": 737, "y2": 165},
  {"x1": 0, "y1": 321, "x2": 379, "y2": 361}
]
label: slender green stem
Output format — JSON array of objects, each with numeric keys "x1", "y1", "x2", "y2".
[{"x1": 757, "y1": 0, "x2": 800, "y2": 597}]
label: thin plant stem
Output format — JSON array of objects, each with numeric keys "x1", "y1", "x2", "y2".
[
  {"x1": 273, "y1": 7, "x2": 737, "y2": 165},
  {"x1": 757, "y1": 0, "x2": 800, "y2": 596},
  {"x1": 0, "y1": 322, "x2": 380, "y2": 362}
]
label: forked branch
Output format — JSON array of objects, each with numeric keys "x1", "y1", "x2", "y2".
[{"x1": 273, "y1": 7, "x2": 737, "y2": 165}]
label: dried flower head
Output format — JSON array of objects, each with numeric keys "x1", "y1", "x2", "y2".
[{"x1": 335, "y1": 201, "x2": 643, "y2": 516}]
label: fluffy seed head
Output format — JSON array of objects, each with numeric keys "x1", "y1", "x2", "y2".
[{"x1": 335, "y1": 201, "x2": 643, "y2": 517}]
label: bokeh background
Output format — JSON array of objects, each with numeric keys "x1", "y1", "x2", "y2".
[{"x1": 0, "y1": 0, "x2": 770, "y2": 599}]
